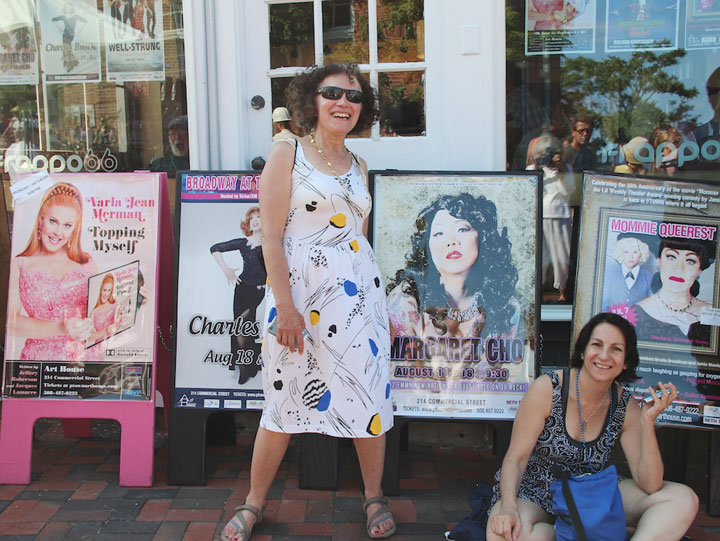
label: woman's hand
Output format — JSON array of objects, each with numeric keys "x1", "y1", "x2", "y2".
[
  {"x1": 223, "y1": 267, "x2": 240, "y2": 286},
  {"x1": 468, "y1": 310, "x2": 486, "y2": 337},
  {"x1": 65, "y1": 317, "x2": 92, "y2": 341},
  {"x1": 641, "y1": 381, "x2": 678, "y2": 424},
  {"x1": 275, "y1": 304, "x2": 306, "y2": 354},
  {"x1": 490, "y1": 502, "x2": 522, "y2": 541}
]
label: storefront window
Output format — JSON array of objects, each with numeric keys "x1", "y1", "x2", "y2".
[
  {"x1": 268, "y1": 0, "x2": 425, "y2": 139},
  {"x1": 1, "y1": 0, "x2": 188, "y2": 209},
  {"x1": 506, "y1": 0, "x2": 720, "y2": 304}
]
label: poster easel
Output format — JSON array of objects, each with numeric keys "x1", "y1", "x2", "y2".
[{"x1": 0, "y1": 172, "x2": 173, "y2": 486}]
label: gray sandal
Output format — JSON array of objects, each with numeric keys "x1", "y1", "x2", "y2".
[
  {"x1": 220, "y1": 502, "x2": 264, "y2": 541},
  {"x1": 363, "y1": 496, "x2": 397, "y2": 539}
]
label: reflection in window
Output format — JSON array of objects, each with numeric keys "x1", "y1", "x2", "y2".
[
  {"x1": 379, "y1": 71, "x2": 425, "y2": 137},
  {"x1": 505, "y1": 0, "x2": 720, "y2": 304},
  {"x1": 323, "y1": 0, "x2": 369, "y2": 64},
  {"x1": 269, "y1": 2, "x2": 315, "y2": 69},
  {"x1": 0, "y1": 85, "x2": 41, "y2": 152},
  {"x1": 377, "y1": 0, "x2": 424, "y2": 63}
]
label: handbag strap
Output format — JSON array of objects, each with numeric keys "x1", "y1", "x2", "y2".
[{"x1": 552, "y1": 465, "x2": 588, "y2": 541}]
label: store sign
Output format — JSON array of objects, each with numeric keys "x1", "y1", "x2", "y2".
[
  {"x1": 601, "y1": 140, "x2": 720, "y2": 168},
  {"x1": 2, "y1": 148, "x2": 119, "y2": 174},
  {"x1": 372, "y1": 172, "x2": 540, "y2": 420},
  {"x1": 574, "y1": 172, "x2": 720, "y2": 429}
]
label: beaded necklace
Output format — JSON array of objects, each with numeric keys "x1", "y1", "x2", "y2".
[
  {"x1": 575, "y1": 368, "x2": 613, "y2": 472},
  {"x1": 309, "y1": 131, "x2": 368, "y2": 218}
]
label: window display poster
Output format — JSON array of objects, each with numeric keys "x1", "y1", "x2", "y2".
[
  {"x1": 372, "y1": 173, "x2": 540, "y2": 419},
  {"x1": 574, "y1": 173, "x2": 720, "y2": 429},
  {"x1": 525, "y1": 0, "x2": 596, "y2": 55},
  {"x1": 686, "y1": 0, "x2": 720, "y2": 50},
  {"x1": 3, "y1": 172, "x2": 161, "y2": 400},
  {"x1": 0, "y1": 0, "x2": 39, "y2": 85},
  {"x1": 103, "y1": 0, "x2": 165, "y2": 82},
  {"x1": 174, "y1": 172, "x2": 265, "y2": 411},
  {"x1": 606, "y1": 0, "x2": 680, "y2": 52},
  {"x1": 38, "y1": 0, "x2": 101, "y2": 83}
]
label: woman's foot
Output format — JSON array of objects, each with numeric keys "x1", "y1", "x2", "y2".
[
  {"x1": 364, "y1": 496, "x2": 396, "y2": 539},
  {"x1": 220, "y1": 502, "x2": 263, "y2": 541}
]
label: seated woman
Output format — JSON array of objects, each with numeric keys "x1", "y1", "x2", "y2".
[
  {"x1": 632, "y1": 235, "x2": 715, "y2": 348},
  {"x1": 488, "y1": 312, "x2": 698, "y2": 541}
]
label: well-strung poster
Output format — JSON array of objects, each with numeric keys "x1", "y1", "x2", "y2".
[
  {"x1": 606, "y1": 0, "x2": 679, "y2": 52},
  {"x1": 38, "y1": 0, "x2": 101, "y2": 83},
  {"x1": 174, "y1": 172, "x2": 265, "y2": 410},
  {"x1": 525, "y1": 0, "x2": 596, "y2": 55},
  {"x1": 0, "y1": 0, "x2": 39, "y2": 85},
  {"x1": 3, "y1": 172, "x2": 161, "y2": 400},
  {"x1": 575, "y1": 173, "x2": 720, "y2": 428},
  {"x1": 686, "y1": 0, "x2": 720, "y2": 50},
  {"x1": 372, "y1": 172, "x2": 540, "y2": 419},
  {"x1": 103, "y1": 0, "x2": 164, "y2": 82}
]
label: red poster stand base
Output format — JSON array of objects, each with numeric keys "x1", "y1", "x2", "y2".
[{"x1": 0, "y1": 399, "x2": 156, "y2": 486}]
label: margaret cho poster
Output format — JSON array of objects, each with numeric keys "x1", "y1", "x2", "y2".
[
  {"x1": 575, "y1": 173, "x2": 720, "y2": 429},
  {"x1": 371, "y1": 172, "x2": 541, "y2": 419},
  {"x1": 3, "y1": 172, "x2": 162, "y2": 400},
  {"x1": 173, "y1": 171, "x2": 265, "y2": 411}
]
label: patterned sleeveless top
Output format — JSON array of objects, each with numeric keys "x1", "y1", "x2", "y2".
[{"x1": 491, "y1": 370, "x2": 630, "y2": 514}]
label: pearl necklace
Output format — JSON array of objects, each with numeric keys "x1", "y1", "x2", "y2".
[{"x1": 309, "y1": 131, "x2": 368, "y2": 218}]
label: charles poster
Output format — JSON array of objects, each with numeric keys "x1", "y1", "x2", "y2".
[
  {"x1": 38, "y1": 0, "x2": 101, "y2": 83},
  {"x1": 575, "y1": 173, "x2": 720, "y2": 428},
  {"x1": 174, "y1": 172, "x2": 266, "y2": 410},
  {"x1": 372, "y1": 172, "x2": 540, "y2": 419},
  {"x1": 0, "y1": 0, "x2": 39, "y2": 86},
  {"x1": 525, "y1": 0, "x2": 596, "y2": 55},
  {"x1": 3, "y1": 172, "x2": 161, "y2": 400},
  {"x1": 103, "y1": 0, "x2": 164, "y2": 82},
  {"x1": 605, "y1": 0, "x2": 680, "y2": 52}
]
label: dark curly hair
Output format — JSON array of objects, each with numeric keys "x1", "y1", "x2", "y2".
[
  {"x1": 287, "y1": 63, "x2": 379, "y2": 135},
  {"x1": 570, "y1": 312, "x2": 640, "y2": 383},
  {"x1": 387, "y1": 193, "x2": 519, "y2": 338}
]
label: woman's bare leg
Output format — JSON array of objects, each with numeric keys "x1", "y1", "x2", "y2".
[
  {"x1": 487, "y1": 499, "x2": 554, "y2": 541},
  {"x1": 620, "y1": 479, "x2": 698, "y2": 541},
  {"x1": 354, "y1": 435, "x2": 395, "y2": 536},
  {"x1": 222, "y1": 427, "x2": 291, "y2": 540}
]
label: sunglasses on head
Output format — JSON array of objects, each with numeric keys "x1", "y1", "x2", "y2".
[{"x1": 316, "y1": 86, "x2": 363, "y2": 104}]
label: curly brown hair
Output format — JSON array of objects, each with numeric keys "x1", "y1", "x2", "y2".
[{"x1": 287, "y1": 63, "x2": 379, "y2": 135}]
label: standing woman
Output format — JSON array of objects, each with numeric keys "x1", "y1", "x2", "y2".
[
  {"x1": 487, "y1": 312, "x2": 698, "y2": 541},
  {"x1": 220, "y1": 63, "x2": 395, "y2": 540}
]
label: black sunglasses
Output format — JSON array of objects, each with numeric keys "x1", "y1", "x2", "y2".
[{"x1": 316, "y1": 86, "x2": 363, "y2": 104}]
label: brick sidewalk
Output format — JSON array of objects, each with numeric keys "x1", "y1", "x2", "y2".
[{"x1": 0, "y1": 418, "x2": 718, "y2": 540}]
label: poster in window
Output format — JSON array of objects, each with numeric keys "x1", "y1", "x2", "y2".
[
  {"x1": 103, "y1": 0, "x2": 164, "y2": 82},
  {"x1": 686, "y1": 0, "x2": 720, "y2": 50},
  {"x1": 37, "y1": 0, "x2": 101, "y2": 83},
  {"x1": 525, "y1": 0, "x2": 596, "y2": 55},
  {"x1": 372, "y1": 172, "x2": 540, "y2": 419},
  {"x1": 605, "y1": 0, "x2": 680, "y2": 52},
  {"x1": 0, "y1": 0, "x2": 39, "y2": 86},
  {"x1": 3, "y1": 172, "x2": 161, "y2": 400},
  {"x1": 574, "y1": 172, "x2": 720, "y2": 428},
  {"x1": 174, "y1": 172, "x2": 266, "y2": 411}
]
